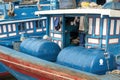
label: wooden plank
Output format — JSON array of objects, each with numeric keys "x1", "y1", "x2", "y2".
[{"x1": 35, "y1": 9, "x2": 120, "y2": 17}]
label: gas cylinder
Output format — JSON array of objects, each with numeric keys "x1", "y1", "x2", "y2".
[
  {"x1": 57, "y1": 46, "x2": 116, "y2": 75},
  {"x1": 20, "y1": 38, "x2": 61, "y2": 62}
]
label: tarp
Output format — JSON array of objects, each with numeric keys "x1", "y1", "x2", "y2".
[{"x1": 103, "y1": 2, "x2": 120, "y2": 9}]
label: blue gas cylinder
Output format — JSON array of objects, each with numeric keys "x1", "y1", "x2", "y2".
[
  {"x1": 57, "y1": 46, "x2": 116, "y2": 75},
  {"x1": 20, "y1": 38, "x2": 61, "y2": 62}
]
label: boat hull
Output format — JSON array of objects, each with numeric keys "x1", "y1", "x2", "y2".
[
  {"x1": 0, "y1": 62, "x2": 10, "y2": 77},
  {"x1": 0, "y1": 72, "x2": 10, "y2": 77},
  {"x1": 0, "y1": 46, "x2": 98, "y2": 80}
]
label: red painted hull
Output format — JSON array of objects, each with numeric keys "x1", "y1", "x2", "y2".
[
  {"x1": 0, "y1": 72, "x2": 10, "y2": 77},
  {"x1": 0, "y1": 48, "x2": 98, "y2": 80}
]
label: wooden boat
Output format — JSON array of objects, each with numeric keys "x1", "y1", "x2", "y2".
[
  {"x1": 0, "y1": 0, "x2": 46, "y2": 76},
  {"x1": 0, "y1": 0, "x2": 120, "y2": 80}
]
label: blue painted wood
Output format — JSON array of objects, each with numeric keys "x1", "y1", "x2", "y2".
[
  {"x1": 2, "y1": 63, "x2": 37, "y2": 80},
  {"x1": 46, "y1": 16, "x2": 50, "y2": 36},
  {"x1": 40, "y1": 0, "x2": 51, "y2": 10},
  {"x1": 33, "y1": 21, "x2": 36, "y2": 33},
  {"x1": 99, "y1": 17, "x2": 103, "y2": 48},
  {"x1": 1, "y1": 1, "x2": 120, "y2": 79},
  {"x1": 15, "y1": 23, "x2": 19, "y2": 35},
  {"x1": 61, "y1": 15, "x2": 66, "y2": 48},
  {"x1": 0, "y1": 62, "x2": 7, "y2": 73},
  {"x1": 0, "y1": 18, "x2": 46, "y2": 38},
  {"x1": 106, "y1": 18, "x2": 111, "y2": 51}
]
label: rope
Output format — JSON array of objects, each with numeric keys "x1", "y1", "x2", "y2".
[{"x1": 108, "y1": 70, "x2": 120, "y2": 75}]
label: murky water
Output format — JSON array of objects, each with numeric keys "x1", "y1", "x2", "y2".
[{"x1": 0, "y1": 74, "x2": 16, "y2": 80}]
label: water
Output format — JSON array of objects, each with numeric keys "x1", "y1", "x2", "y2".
[{"x1": 0, "y1": 74, "x2": 16, "y2": 80}]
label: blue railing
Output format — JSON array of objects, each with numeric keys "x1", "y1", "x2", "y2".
[{"x1": 0, "y1": 17, "x2": 46, "y2": 48}]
